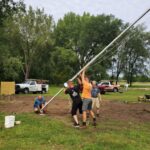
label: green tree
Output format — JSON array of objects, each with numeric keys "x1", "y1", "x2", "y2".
[
  {"x1": 112, "y1": 26, "x2": 150, "y2": 85},
  {"x1": 5, "y1": 6, "x2": 54, "y2": 80},
  {"x1": 49, "y1": 47, "x2": 78, "y2": 84},
  {"x1": 3, "y1": 57, "x2": 22, "y2": 81},
  {"x1": 0, "y1": 0, "x2": 24, "y2": 81},
  {"x1": 55, "y1": 13, "x2": 122, "y2": 80},
  {"x1": 0, "y1": 0, "x2": 17, "y2": 25}
]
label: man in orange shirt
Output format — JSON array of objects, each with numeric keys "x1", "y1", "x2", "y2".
[{"x1": 80, "y1": 69, "x2": 96, "y2": 128}]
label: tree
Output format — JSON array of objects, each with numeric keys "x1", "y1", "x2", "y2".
[
  {"x1": 5, "y1": 6, "x2": 54, "y2": 79},
  {"x1": 0, "y1": 0, "x2": 25, "y2": 81},
  {"x1": 0, "y1": 0, "x2": 17, "y2": 25},
  {"x1": 55, "y1": 13, "x2": 123, "y2": 80},
  {"x1": 112, "y1": 33, "x2": 130, "y2": 83},
  {"x1": 49, "y1": 47, "x2": 78, "y2": 84},
  {"x1": 124, "y1": 26, "x2": 149, "y2": 85},
  {"x1": 112, "y1": 26, "x2": 150, "y2": 86},
  {"x1": 3, "y1": 57, "x2": 22, "y2": 81}
]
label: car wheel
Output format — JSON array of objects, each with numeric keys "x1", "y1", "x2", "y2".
[
  {"x1": 42, "y1": 89, "x2": 46, "y2": 94},
  {"x1": 101, "y1": 91, "x2": 105, "y2": 94},
  {"x1": 113, "y1": 88, "x2": 118, "y2": 92},
  {"x1": 24, "y1": 88, "x2": 29, "y2": 94}
]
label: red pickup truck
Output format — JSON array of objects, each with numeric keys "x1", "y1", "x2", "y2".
[{"x1": 98, "y1": 81, "x2": 120, "y2": 93}]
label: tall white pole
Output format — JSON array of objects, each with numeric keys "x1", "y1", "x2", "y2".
[
  {"x1": 70, "y1": 8, "x2": 150, "y2": 81},
  {"x1": 41, "y1": 8, "x2": 150, "y2": 110}
]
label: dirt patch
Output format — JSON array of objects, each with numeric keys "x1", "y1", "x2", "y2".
[
  {"x1": 0, "y1": 95, "x2": 150, "y2": 123},
  {"x1": 99, "y1": 100, "x2": 150, "y2": 123}
]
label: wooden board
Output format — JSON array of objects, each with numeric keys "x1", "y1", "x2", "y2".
[{"x1": 0, "y1": 82, "x2": 15, "y2": 95}]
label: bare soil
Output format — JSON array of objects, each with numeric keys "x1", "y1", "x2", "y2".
[{"x1": 0, "y1": 95, "x2": 150, "y2": 123}]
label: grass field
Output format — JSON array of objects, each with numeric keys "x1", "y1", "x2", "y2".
[
  {"x1": 44, "y1": 86, "x2": 150, "y2": 102},
  {"x1": 119, "y1": 82, "x2": 150, "y2": 86},
  {"x1": 0, "y1": 113, "x2": 150, "y2": 150},
  {"x1": 27, "y1": 85, "x2": 149, "y2": 101},
  {"x1": 17, "y1": 83, "x2": 150, "y2": 101},
  {"x1": 102, "y1": 89, "x2": 150, "y2": 102},
  {"x1": 0, "y1": 87, "x2": 150, "y2": 150}
]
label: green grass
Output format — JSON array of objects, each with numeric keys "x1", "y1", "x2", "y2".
[
  {"x1": 119, "y1": 81, "x2": 150, "y2": 85},
  {"x1": 0, "y1": 113, "x2": 150, "y2": 150},
  {"x1": 45, "y1": 86, "x2": 67, "y2": 99},
  {"x1": 129, "y1": 85, "x2": 150, "y2": 88},
  {"x1": 45, "y1": 87, "x2": 150, "y2": 102},
  {"x1": 0, "y1": 86, "x2": 150, "y2": 149},
  {"x1": 17, "y1": 86, "x2": 150, "y2": 102},
  {"x1": 132, "y1": 82, "x2": 150, "y2": 85},
  {"x1": 118, "y1": 82, "x2": 150, "y2": 88},
  {"x1": 102, "y1": 89, "x2": 150, "y2": 102}
]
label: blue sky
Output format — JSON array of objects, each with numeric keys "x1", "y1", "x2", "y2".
[{"x1": 23, "y1": 0, "x2": 150, "y2": 30}]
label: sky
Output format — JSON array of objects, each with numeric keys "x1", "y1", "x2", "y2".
[{"x1": 22, "y1": 0, "x2": 150, "y2": 30}]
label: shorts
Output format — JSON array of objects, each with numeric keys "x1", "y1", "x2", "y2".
[
  {"x1": 71, "y1": 101, "x2": 82, "y2": 116},
  {"x1": 82, "y1": 98, "x2": 92, "y2": 111},
  {"x1": 92, "y1": 97, "x2": 100, "y2": 109}
]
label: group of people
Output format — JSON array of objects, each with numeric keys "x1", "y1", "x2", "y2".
[
  {"x1": 65, "y1": 69, "x2": 102, "y2": 128},
  {"x1": 33, "y1": 69, "x2": 102, "y2": 128}
]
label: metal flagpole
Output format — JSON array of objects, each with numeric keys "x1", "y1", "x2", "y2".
[{"x1": 41, "y1": 8, "x2": 150, "y2": 110}]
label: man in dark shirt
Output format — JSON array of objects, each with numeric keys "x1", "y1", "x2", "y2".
[{"x1": 65, "y1": 80, "x2": 82, "y2": 127}]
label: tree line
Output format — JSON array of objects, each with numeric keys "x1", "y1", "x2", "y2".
[{"x1": 0, "y1": 0, "x2": 150, "y2": 85}]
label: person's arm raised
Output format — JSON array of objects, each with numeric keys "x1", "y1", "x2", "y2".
[
  {"x1": 81, "y1": 69, "x2": 86, "y2": 83},
  {"x1": 77, "y1": 77, "x2": 82, "y2": 85}
]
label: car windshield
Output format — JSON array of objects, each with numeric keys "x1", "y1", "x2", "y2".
[
  {"x1": 101, "y1": 82, "x2": 109, "y2": 85},
  {"x1": 24, "y1": 81, "x2": 31, "y2": 84}
]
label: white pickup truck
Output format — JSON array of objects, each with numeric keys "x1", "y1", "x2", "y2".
[{"x1": 15, "y1": 79, "x2": 49, "y2": 94}]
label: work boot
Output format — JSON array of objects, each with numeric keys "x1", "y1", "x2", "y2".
[
  {"x1": 80, "y1": 122, "x2": 87, "y2": 129},
  {"x1": 96, "y1": 114, "x2": 99, "y2": 117},
  {"x1": 73, "y1": 123, "x2": 80, "y2": 128},
  {"x1": 93, "y1": 121, "x2": 96, "y2": 127},
  {"x1": 93, "y1": 118, "x2": 96, "y2": 127}
]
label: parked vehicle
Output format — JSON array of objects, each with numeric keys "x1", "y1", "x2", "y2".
[
  {"x1": 15, "y1": 79, "x2": 49, "y2": 94},
  {"x1": 98, "y1": 81, "x2": 120, "y2": 92},
  {"x1": 98, "y1": 86, "x2": 106, "y2": 94}
]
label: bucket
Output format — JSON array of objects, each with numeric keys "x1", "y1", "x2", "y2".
[{"x1": 4, "y1": 115, "x2": 15, "y2": 128}]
